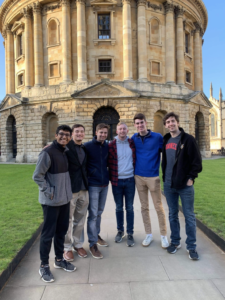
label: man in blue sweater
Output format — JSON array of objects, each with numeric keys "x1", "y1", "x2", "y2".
[
  {"x1": 132, "y1": 113, "x2": 169, "y2": 249},
  {"x1": 84, "y1": 123, "x2": 110, "y2": 259}
]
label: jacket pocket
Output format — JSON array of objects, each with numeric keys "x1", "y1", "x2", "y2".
[{"x1": 44, "y1": 186, "x2": 54, "y2": 200}]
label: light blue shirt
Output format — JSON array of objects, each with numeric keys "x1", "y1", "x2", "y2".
[{"x1": 115, "y1": 136, "x2": 134, "y2": 179}]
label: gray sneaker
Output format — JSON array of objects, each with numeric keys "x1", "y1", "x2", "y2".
[
  {"x1": 54, "y1": 258, "x2": 76, "y2": 272},
  {"x1": 115, "y1": 231, "x2": 125, "y2": 243},
  {"x1": 127, "y1": 234, "x2": 135, "y2": 247},
  {"x1": 39, "y1": 265, "x2": 54, "y2": 283}
]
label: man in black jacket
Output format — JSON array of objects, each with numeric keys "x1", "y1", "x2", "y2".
[
  {"x1": 84, "y1": 123, "x2": 110, "y2": 259},
  {"x1": 63, "y1": 124, "x2": 89, "y2": 261},
  {"x1": 161, "y1": 112, "x2": 202, "y2": 260}
]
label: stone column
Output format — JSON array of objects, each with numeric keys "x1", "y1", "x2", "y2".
[
  {"x1": 62, "y1": 0, "x2": 72, "y2": 83},
  {"x1": 123, "y1": 0, "x2": 133, "y2": 80},
  {"x1": 194, "y1": 22, "x2": 201, "y2": 91},
  {"x1": 175, "y1": 6, "x2": 184, "y2": 85},
  {"x1": 4, "y1": 36, "x2": 8, "y2": 94},
  {"x1": 137, "y1": 0, "x2": 147, "y2": 81},
  {"x1": 33, "y1": 2, "x2": 44, "y2": 86},
  {"x1": 164, "y1": 1, "x2": 175, "y2": 84},
  {"x1": 23, "y1": 7, "x2": 33, "y2": 88},
  {"x1": 200, "y1": 33, "x2": 203, "y2": 91},
  {"x1": 6, "y1": 25, "x2": 15, "y2": 94},
  {"x1": 77, "y1": 0, "x2": 87, "y2": 82}
]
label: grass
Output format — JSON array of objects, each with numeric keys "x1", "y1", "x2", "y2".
[
  {"x1": 0, "y1": 165, "x2": 42, "y2": 274},
  {"x1": 161, "y1": 158, "x2": 225, "y2": 240}
]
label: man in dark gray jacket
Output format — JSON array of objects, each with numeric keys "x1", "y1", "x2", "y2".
[{"x1": 33, "y1": 125, "x2": 76, "y2": 283}]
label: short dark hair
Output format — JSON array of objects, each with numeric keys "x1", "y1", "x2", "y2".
[
  {"x1": 56, "y1": 125, "x2": 72, "y2": 135},
  {"x1": 96, "y1": 123, "x2": 110, "y2": 131},
  {"x1": 163, "y1": 112, "x2": 180, "y2": 125},
  {"x1": 72, "y1": 124, "x2": 85, "y2": 132},
  {"x1": 133, "y1": 113, "x2": 146, "y2": 123}
]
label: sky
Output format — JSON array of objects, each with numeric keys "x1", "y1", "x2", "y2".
[{"x1": 0, "y1": 0, "x2": 224, "y2": 100}]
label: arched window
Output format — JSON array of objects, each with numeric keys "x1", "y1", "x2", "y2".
[
  {"x1": 195, "y1": 112, "x2": 204, "y2": 152},
  {"x1": 149, "y1": 18, "x2": 161, "y2": 45},
  {"x1": 47, "y1": 19, "x2": 60, "y2": 46},
  {"x1": 211, "y1": 114, "x2": 215, "y2": 137},
  {"x1": 6, "y1": 115, "x2": 17, "y2": 160},
  {"x1": 42, "y1": 113, "x2": 59, "y2": 146},
  {"x1": 153, "y1": 110, "x2": 167, "y2": 136}
]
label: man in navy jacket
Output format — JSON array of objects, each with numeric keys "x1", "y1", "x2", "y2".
[
  {"x1": 84, "y1": 123, "x2": 110, "y2": 259},
  {"x1": 132, "y1": 113, "x2": 169, "y2": 249}
]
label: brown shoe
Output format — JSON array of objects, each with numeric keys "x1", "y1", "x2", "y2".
[
  {"x1": 63, "y1": 250, "x2": 74, "y2": 262},
  {"x1": 89, "y1": 244, "x2": 103, "y2": 259},
  {"x1": 97, "y1": 235, "x2": 108, "y2": 247},
  {"x1": 74, "y1": 247, "x2": 88, "y2": 258}
]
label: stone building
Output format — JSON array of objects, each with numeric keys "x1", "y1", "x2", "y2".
[
  {"x1": 209, "y1": 83, "x2": 225, "y2": 152},
  {"x1": 0, "y1": 0, "x2": 211, "y2": 162}
]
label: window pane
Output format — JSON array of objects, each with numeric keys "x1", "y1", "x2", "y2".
[
  {"x1": 98, "y1": 14, "x2": 110, "y2": 39},
  {"x1": 211, "y1": 114, "x2": 215, "y2": 136},
  {"x1": 185, "y1": 34, "x2": 189, "y2": 53},
  {"x1": 186, "y1": 71, "x2": 191, "y2": 83},
  {"x1": 99, "y1": 60, "x2": 111, "y2": 72},
  {"x1": 49, "y1": 20, "x2": 57, "y2": 45}
]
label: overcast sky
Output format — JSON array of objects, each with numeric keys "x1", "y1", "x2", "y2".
[{"x1": 0, "y1": 0, "x2": 223, "y2": 100}]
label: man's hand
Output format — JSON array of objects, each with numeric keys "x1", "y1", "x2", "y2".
[{"x1": 187, "y1": 179, "x2": 193, "y2": 186}]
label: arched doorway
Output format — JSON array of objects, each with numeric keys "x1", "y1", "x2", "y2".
[
  {"x1": 6, "y1": 115, "x2": 17, "y2": 159},
  {"x1": 195, "y1": 112, "x2": 204, "y2": 151},
  {"x1": 93, "y1": 106, "x2": 120, "y2": 141},
  {"x1": 153, "y1": 110, "x2": 168, "y2": 136},
  {"x1": 42, "y1": 112, "x2": 59, "y2": 146}
]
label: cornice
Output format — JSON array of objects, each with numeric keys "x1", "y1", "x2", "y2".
[{"x1": 137, "y1": 0, "x2": 147, "y2": 7}]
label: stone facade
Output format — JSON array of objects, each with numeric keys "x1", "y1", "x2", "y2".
[
  {"x1": 0, "y1": 0, "x2": 211, "y2": 162},
  {"x1": 209, "y1": 83, "x2": 225, "y2": 151}
]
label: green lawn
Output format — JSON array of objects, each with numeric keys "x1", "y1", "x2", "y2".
[
  {"x1": 161, "y1": 158, "x2": 225, "y2": 240},
  {"x1": 0, "y1": 165, "x2": 42, "y2": 274}
]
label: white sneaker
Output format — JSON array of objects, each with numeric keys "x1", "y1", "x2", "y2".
[
  {"x1": 142, "y1": 235, "x2": 153, "y2": 247},
  {"x1": 161, "y1": 236, "x2": 169, "y2": 249}
]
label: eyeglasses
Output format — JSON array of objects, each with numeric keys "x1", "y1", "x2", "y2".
[{"x1": 58, "y1": 132, "x2": 71, "y2": 137}]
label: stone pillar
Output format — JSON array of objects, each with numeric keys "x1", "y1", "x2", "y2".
[
  {"x1": 175, "y1": 6, "x2": 184, "y2": 85},
  {"x1": 23, "y1": 7, "x2": 33, "y2": 88},
  {"x1": 4, "y1": 37, "x2": 8, "y2": 94},
  {"x1": 164, "y1": 1, "x2": 175, "y2": 84},
  {"x1": 6, "y1": 25, "x2": 15, "y2": 93},
  {"x1": 77, "y1": 0, "x2": 87, "y2": 82},
  {"x1": 194, "y1": 22, "x2": 201, "y2": 91},
  {"x1": 200, "y1": 33, "x2": 203, "y2": 91},
  {"x1": 62, "y1": 0, "x2": 72, "y2": 83},
  {"x1": 137, "y1": 0, "x2": 147, "y2": 82},
  {"x1": 33, "y1": 2, "x2": 44, "y2": 86},
  {"x1": 123, "y1": 0, "x2": 133, "y2": 80}
]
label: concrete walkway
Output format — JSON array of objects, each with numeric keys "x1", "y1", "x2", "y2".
[{"x1": 1, "y1": 185, "x2": 225, "y2": 300}]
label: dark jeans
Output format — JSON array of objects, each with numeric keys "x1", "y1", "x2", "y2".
[
  {"x1": 87, "y1": 186, "x2": 108, "y2": 247},
  {"x1": 112, "y1": 177, "x2": 135, "y2": 235},
  {"x1": 164, "y1": 182, "x2": 196, "y2": 250},
  {"x1": 40, "y1": 202, "x2": 70, "y2": 265}
]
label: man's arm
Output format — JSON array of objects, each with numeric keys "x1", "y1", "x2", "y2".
[
  {"x1": 186, "y1": 136, "x2": 202, "y2": 180},
  {"x1": 32, "y1": 151, "x2": 54, "y2": 199}
]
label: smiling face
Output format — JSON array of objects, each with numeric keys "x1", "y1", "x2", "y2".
[
  {"x1": 72, "y1": 126, "x2": 85, "y2": 143},
  {"x1": 55, "y1": 130, "x2": 71, "y2": 147},
  {"x1": 117, "y1": 124, "x2": 128, "y2": 139},
  {"x1": 134, "y1": 118, "x2": 148, "y2": 134},
  {"x1": 164, "y1": 116, "x2": 179, "y2": 133},
  {"x1": 96, "y1": 128, "x2": 108, "y2": 143}
]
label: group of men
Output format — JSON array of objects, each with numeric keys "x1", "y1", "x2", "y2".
[{"x1": 33, "y1": 111, "x2": 202, "y2": 283}]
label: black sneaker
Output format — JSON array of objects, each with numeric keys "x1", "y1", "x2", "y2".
[
  {"x1": 115, "y1": 231, "x2": 125, "y2": 243},
  {"x1": 167, "y1": 243, "x2": 181, "y2": 254},
  {"x1": 187, "y1": 249, "x2": 199, "y2": 260},
  {"x1": 127, "y1": 234, "x2": 135, "y2": 247},
  {"x1": 54, "y1": 258, "x2": 76, "y2": 272},
  {"x1": 39, "y1": 265, "x2": 54, "y2": 283}
]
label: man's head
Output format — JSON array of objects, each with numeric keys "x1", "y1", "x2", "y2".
[
  {"x1": 72, "y1": 124, "x2": 85, "y2": 143},
  {"x1": 133, "y1": 113, "x2": 147, "y2": 134},
  {"x1": 96, "y1": 123, "x2": 110, "y2": 143},
  {"x1": 116, "y1": 122, "x2": 128, "y2": 140},
  {"x1": 163, "y1": 112, "x2": 180, "y2": 133},
  {"x1": 55, "y1": 125, "x2": 72, "y2": 146}
]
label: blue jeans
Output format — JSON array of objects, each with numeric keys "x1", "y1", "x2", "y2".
[
  {"x1": 112, "y1": 177, "x2": 135, "y2": 235},
  {"x1": 87, "y1": 186, "x2": 108, "y2": 247},
  {"x1": 164, "y1": 182, "x2": 196, "y2": 250}
]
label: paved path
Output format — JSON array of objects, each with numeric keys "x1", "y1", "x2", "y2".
[{"x1": 1, "y1": 186, "x2": 225, "y2": 300}]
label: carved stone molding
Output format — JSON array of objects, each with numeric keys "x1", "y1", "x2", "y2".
[
  {"x1": 137, "y1": 0, "x2": 147, "y2": 7},
  {"x1": 163, "y1": 1, "x2": 174, "y2": 14},
  {"x1": 61, "y1": 0, "x2": 71, "y2": 7},
  {"x1": 77, "y1": 0, "x2": 86, "y2": 4},
  {"x1": 22, "y1": 7, "x2": 32, "y2": 19},
  {"x1": 42, "y1": 3, "x2": 61, "y2": 13},
  {"x1": 5, "y1": 23, "x2": 13, "y2": 33},
  {"x1": 194, "y1": 22, "x2": 201, "y2": 32},
  {"x1": 32, "y1": 2, "x2": 41, "y2": 14},
  {"x1": 175, "y1": 5, "x2": 185, "y2": 17},
  {"x1": 147, "y1": 2, "x2": 162, "y2": 11},
  {"x1": 122, "y1": 0, "x2": 131, "y2": 5}
]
